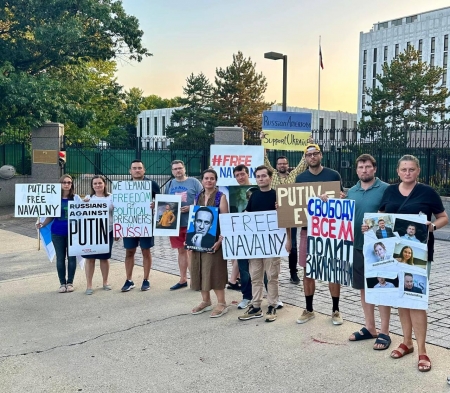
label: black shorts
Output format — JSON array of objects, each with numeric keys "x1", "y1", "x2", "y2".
[{"x1": 352, "y1": 249, "x2": 364, "y2": 290}]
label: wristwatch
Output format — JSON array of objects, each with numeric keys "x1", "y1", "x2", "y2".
[{"x1": 432, "y1": 223, "x2": 437, "y2": 231}]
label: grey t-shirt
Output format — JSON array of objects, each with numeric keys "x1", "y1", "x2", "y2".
[{"x1": 165, "y1": 177, "x2": 203, "y2": 227}]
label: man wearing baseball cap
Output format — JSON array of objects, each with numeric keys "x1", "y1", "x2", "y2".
[{"x1": 295, "y1": 143, "x2": 344, "y2": 326}]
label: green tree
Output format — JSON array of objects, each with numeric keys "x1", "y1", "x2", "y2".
[
  {"x1": 360, "y1": 47, "x2": 450, "y2": 136},
  {"x1": 166, "y1": 73, "x2": 216, "y2": 148},
  {"x1": 213, "y1": 51, "x2": 272, "y2": 132},
  {"x1": 141, "y1": 95, "x2": 181, "y2": 110}
]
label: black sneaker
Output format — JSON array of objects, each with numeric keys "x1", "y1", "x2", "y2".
[
  {"x1": 290, "y1": 274, "x2": 300, "y2": 284},
  {"x1": 265, "y1": 306, "x2": 277, "y2": 322},
  {"x1": 226, "y1": 281, "x2": 241, "y2": 291},
  {"x1": 238, "y1": 305, "x2": 263, "y2": 321},
  {"x1": 141, "y1": 279, "x2": 150, "y2": 291},
  {"x1": 121, "y1": 280, "x2": 135, "y2": 292}
]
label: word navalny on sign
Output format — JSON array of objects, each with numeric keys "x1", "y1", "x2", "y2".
[{"x1": 219, "y1": 211, "x2": 288, "y2": 259}]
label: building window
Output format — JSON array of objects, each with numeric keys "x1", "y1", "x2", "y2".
[
  {"x1": 372, "y1": 78, "x2": 376, "y2": 89},
  {"x1": 406, "y1": 15, "x2": 417, "y2": 24},
  {"x1": 378, "y1": 22, "x2": 388, "y2": 29},
  {"x1": 162, "y1": 116, "x2": 166, "y2": 134},
  {"x1": 362, "y1": 95, "x2": 366, "y2": 109},
  {"x1": 341, "y1": 129, "x2": 347, "y2": 141},
  {"x1": 384, "y1": 46, "x2": 388, "y2": 61},
  {"x1": 363, "y1": 50, "x2": 367, "y2": 64},
  {"x1": 319, "y1": 117, "x2": 324, "y2": 130},
  {"x1": 342, "y1": 120, "x2": 348, "y2": 129},
  {"x1": 351, "y1": 129, "x2": 357, "y2": 141},
  {"x1": 431, "y1": 37, "x2": 435, "y2": 53},
  {"x1": 154, "y1": 117, "x2": 158, "y2": 135},
  {"x1": 407, "y1": 42, "x2": 411, "y2": 49},
  {"x1": 445, "y1": 35, "x2": 449, "y2": 52},
  {"x1": 444, "y1": 52, "x2": 448, "y2": 69},
  {"x1": 363, "y1": 65, "x2": 367, "y2": 79},
  {"x1": 146, "y1": 117, "x2": 150, "y2": 137},
  {"x1": 330, "y1": 129, "x2": 335, "y2": 141},
  {"x1": 372, "y1": 63, "x2": 377, "y2": 78},
  {"x1": 443, "y1": 72, "x2": 447, "y2": 86},
  {"x1": 373, "y1": 48, "x2": 377, "y2": 62},
  {"x1": 362, "y1": 80, "x2": 366, "y2": 93},
  {"x1": 430, "y1": 54, "x2": 435, "y2": 67},
  {"x1": 395, "y1": 44, "x2": 399, "y2": 58},
  {"x1": 139, "y1": 118, "x2": 143, "y2": 137},
  {"x1": 392, "y1": 18, "x2": 402, "y2": 27}
]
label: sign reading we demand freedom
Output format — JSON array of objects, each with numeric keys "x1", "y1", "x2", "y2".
[
  {"x1": 210, "y1": 145, "x2": 264, "y2": 186},
  {"x1": 15, "y1": 183, "x2": 61, "y2": 217},
  {"x1": 306, "y1": 197, "x2": 355, "y2": 286},
  {"x1": 112, "y1": 181, "x2": 153, "y2": 237}
]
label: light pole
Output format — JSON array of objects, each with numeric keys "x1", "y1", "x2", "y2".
[{"x1": 264, "y1": 51, "x2": 287, "y2": 112}]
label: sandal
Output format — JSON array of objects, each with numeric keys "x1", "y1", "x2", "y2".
[
  {"x1": 418, "y1": 354, "x2": 431, "y2": 372},
  {"x1": 210, "y1": 303, "x2": 228, "y2": 318},
  {"x1": 58, "y1": 285, "x2": 67, "y2": 293},
  {"x1": 349, "y1": 327, "x2": 377, "y2": 341},
  {"x1": 390, "y1": 343, "x2": 414, "y2": 359},
  {"x1": 192, "y1": 301, "x2": 212, "y2": 315},
  {"x1": 66, "y1": 284, "x2": 74, "y2": 292},
  {"x1": 373, "y1": 333, "x2": 391, "y2": 350}
]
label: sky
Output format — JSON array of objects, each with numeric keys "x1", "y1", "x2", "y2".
[{"x1": 116, "y1": 0, "x2": 450, "y2": 114}]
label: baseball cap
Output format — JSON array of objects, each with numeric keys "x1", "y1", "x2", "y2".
[{"x1": 304, "y1": 143, "x2": 321, "y2": 154}]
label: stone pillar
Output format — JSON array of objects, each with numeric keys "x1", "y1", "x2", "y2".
[
  {"x1": 214, "y1": 126, "x2": 244, "y2": 145},
  {"x1": 31, "y1": 123, "x2": 64, "y2": 182}
]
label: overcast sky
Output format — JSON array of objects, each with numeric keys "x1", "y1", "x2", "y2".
[{"x1": 116, "y1": 1, "x2": 450, "y2": 114}]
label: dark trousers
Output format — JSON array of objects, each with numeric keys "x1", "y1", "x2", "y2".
[
  {"x1": 289, "y1": 227, "x2": 298, "y2": 276},
  {"x1": 52, "y1": 234, "x2": 77, "y2": 285},
  {"x1": 237, "y1": 259, "x2": 252, "y2": 301}
]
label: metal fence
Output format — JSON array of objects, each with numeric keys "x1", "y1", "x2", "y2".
[
  {"x1": 64, "y1": 126, "x2": 450, "y2": 196},
  {"x1": 0, "y1": 130, "x2": 31, "y2": 175}
]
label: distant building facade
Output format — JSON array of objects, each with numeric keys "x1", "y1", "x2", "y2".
[{"x1": 358, "y1": 6, "x2": 450, "y2": 121}]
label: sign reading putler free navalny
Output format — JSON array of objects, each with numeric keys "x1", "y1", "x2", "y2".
[
  {"x1": 261, "y1": 111, "x2": 312, "y2": 151},
  {"x1": 15, "y1": 183, "x2": 61, "y2": 217},
  {"x1": 306, "y1": 197, "x2": 355, "y2": 286}
]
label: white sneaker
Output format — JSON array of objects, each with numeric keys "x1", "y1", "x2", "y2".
[
  {"x1": 332, "y1": 311, "x2": 343, "y2": 325},
  {"x1": 237, "y1": 299, "x2": 251, "y2": 309},
  {"x1": 276, "y1": 300, "x2": 284, "y2": 309}
]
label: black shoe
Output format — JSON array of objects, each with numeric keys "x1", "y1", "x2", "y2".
[
  {"x1": 265, "y1": 306, "x2": 277, "y2": 322},
  {"x1": 170, "y1": 282, "x2": 188, "y2": 291},
  {"x1": 290, "y1": 274, "x2": 300, "y2": 284},
  {"x1": 226, "y1": 281, "x2": 241, "y2": 291}
]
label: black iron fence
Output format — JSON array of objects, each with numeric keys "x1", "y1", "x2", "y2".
[
  {"x1": 0, "y1": 130, "x2": 31, "y2": 175},
  {"x1": 62, "y1": 126, "x2": 450, "y2": 196}
]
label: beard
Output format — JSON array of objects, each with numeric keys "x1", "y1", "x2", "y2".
[
  {"x1": 308, "y1": 161, "x2": 321, "y2": 169},
  {"x1": 360, "y1": 174, "x2": 374, "y2": 183},
  {"x1": 277, "y1": 167, "x2": 287, "y2": 174}
]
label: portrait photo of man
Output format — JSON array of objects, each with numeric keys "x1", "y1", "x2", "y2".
[
  {"x1": 404, "y1": 273, "x2": 423, "y2": 294},
  {"x1": 375, "y1": 218, "x2": 395, "y2": 239},
  {"x1": 185, "y1": 206, "x2": 218, "y2": 252}
]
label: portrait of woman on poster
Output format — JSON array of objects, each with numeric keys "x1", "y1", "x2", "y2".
[{"x1": 395, "y1": 245, "x2": 414, "y2": 265}]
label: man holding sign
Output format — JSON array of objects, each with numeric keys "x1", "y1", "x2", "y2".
[
  {"x1": 238, "y1": 165, "x2": 291, "y2": 322},
  {"x1": 295, "y1": 144, "x2": 344, "y2": 325}
]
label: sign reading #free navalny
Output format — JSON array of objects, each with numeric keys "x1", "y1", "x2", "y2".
[
  {"x1": 306, "y1": 197, "x2": 355, "y2": 286},
  {"x1": 261, "y1": 111, "x2": 312, "y2": 151}
]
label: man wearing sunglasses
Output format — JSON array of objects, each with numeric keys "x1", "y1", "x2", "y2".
[{"x1": 294, "y1": 143, "x2": 344, "y2": 326}]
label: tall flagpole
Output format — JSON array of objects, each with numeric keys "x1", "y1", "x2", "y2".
[{"x1": 318, "y1": 36, "x2": 321, "y2": 132}]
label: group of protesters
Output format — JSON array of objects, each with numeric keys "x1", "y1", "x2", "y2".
[{"x1": 36, "y1": 141, "x2": 448, "y2": 375}]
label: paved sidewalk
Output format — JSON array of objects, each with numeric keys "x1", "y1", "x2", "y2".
[{"x1": 2, "y1": 216, "x2": 450, "y2": 349}]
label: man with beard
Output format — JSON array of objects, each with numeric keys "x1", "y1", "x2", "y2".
[
  {"x1": 347, "y1": 154, "x2": 391, "y2": 350},
  {"x1": 295, "y1": 144, "x2": 344, "y2": 326}
]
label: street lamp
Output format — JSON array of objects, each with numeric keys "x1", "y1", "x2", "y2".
[{"x1": 264, "y1": 51, "x2": 287, "y2": 112}]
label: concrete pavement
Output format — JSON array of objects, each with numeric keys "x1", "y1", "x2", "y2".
[{"x1": 1, "y1": 227, "x2": 450, "y2": 391}]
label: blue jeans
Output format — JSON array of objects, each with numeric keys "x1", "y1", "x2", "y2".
[
  {"x1": 52, "y1": 234, "x2": 77, "y2": 285},
  {"x1": 237, "y1": 259, "x2": 252, "y2": 301}
]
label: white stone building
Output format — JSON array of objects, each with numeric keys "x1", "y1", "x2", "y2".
[{"x1": 358, "y1": 6, "x2": 450, "y2": 121}]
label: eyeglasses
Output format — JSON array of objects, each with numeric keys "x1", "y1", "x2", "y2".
[
  {"x1": 61, "y1": 181, "x2": 72, "y2": 184},
  {"x1": 305, "y1": 152, "x2": 320, "y2": 158}
]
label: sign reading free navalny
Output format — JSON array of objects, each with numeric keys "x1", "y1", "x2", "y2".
[{"x1": 261, "y1": 111, "x2": 312, "y2": 151}]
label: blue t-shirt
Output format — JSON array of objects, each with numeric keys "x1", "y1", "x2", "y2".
[{"x1": 51, "y1": 198, "x2": 71, "y2": 236}]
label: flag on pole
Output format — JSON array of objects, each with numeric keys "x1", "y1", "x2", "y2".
[{"x1": 319, "y1": 46, "x2": 324, "y2": 69}]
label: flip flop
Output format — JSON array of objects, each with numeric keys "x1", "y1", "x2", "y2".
[
  {"x1": 418, "y1": 355, "x2": 431, "y2": 372},
  {"x1": 349, "y1": 327, "x2": 377, "y2": 341},
  {"x1": 373, "y1": 333, "x2": 391, "y2": 350},
  {"x1": 390, "y1": 343, "x2": 414, "y2": 359}
]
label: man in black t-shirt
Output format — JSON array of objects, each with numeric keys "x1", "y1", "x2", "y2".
[
  {"x1": 238, "y1": 165, "x2": 291, "y2": 323},
  {"x1": 295, "y1": 144, "x2": 344, "y2": 326}
]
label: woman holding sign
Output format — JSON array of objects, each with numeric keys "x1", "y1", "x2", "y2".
[
  {"x1": 82, "y1": 175, "x2": 114, "y2": 295},
  {"x1": 379, "y1": 155, "x2": 448, "y2": 372},
  {"x1": 37, "y1": 175, "x2": 79, "y2": 293},
  {"x1": 190, "y1": 169, "x2": 229, "y2": 318}
]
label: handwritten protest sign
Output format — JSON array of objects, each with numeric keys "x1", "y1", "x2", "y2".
[
  {"x1": 68, "y1": 201, "x2": 110, "y2": 256},
  {"x1": 219, "y1": 211, "x2": 288, "y2": 259},
  {"x1": 306, "y1": 197, "x2": 355, "y2": 286},
  {"x1": 15, "y1": 184, "x2": 61, "y2": 217},
  {"x1": 153, "y1": 194, "x2": 181, "y2": 236},
  {"x1": 185, "y1": 205, "x2": 218, "y2": 252},
  {"x1": 276, "y1": 181, "x2": 341, "y2": 228},
  {"x1": 363, "y1": 213, "x2": 429, "y2": 310},
  {"x1": 261, "y1": 111, "x2": 311, "y2": 151},
  {"x1": 211, "y1": 145, "x2": 264, "y2": 186},
  {"x1": 112, "y1": 181, "x2": 153, "y2": 237}
]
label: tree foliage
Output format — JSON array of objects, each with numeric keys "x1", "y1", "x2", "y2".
[
  {"x1": 166, "y1": 73, "x2": 216, "y2": 148},
  {"x1": 360, "y1": 47, "x2": 450, "y2": 136},
  {"x1": 213, "y1": 51, "x2": 272, "y2": 131}
]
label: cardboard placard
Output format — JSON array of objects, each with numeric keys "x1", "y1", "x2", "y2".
[
  {"x1": 15, "y1": 183, "x2": 61, "y2": 217},
  {"x1": 276, "y1": 181, "x2": 341, "y2": 228}
]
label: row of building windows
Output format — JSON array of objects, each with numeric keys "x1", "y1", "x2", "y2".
[
  {"x1": 378, "y1": 14, "x2": 417, "y2": 30},
  {"x1": 139, "y1": 116, "x2": 167, "y2": 136}
]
